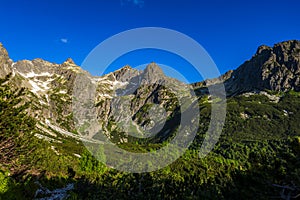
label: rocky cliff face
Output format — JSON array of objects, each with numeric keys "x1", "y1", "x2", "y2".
[
  {"x1": 193, "y1": 40, "x2": 300, "y2": 96},
  {"x1": 225, "y1": 40, "x2": 300, "y2": 95},
  {"x1": 0, "y1": 45, "x2": 83, "y2": 134},
  {"x1": 0, "y1": 43, "x2": 12, "y2": 77},
  {"x1": 87, "y1": 62, "x2": 193, "y2": 142}
]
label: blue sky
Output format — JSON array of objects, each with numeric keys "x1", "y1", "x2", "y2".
[{"x1": 1, "y1": 0, "x2": 300, "y2": 83}]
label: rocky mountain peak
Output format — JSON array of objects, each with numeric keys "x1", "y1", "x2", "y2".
[
  {"x1": 256, "y1": 45, "x2": 272, "y2": 55},
  {"x1": 0, "y1": 43, "x2": 12, "y2": 77},
  {"x1": 144, "y1": 62, "x2": 164, "y2": 75},
  {"x1": 113, "y1": 65, "x2": 133, "y2": 74},
  {"x1": 193, "y1": 40, "x2": 300, "y2": 96},
  {"x1": 224, "y1": 40, "x2": 300, "y2": 95},
  {"x1": 64, "y1": 58, "x2": 76, "y2": 65},
  {"x1": 141, "y1": 62, "x2": 165, "y2": 84},
  {"x1": 0, "y1": 43, "x2": 9, "y2": 59},
  {"x1": 113, "y1": 65, "x2": 139, "y2": 82},
  {"x1": 274, "y1": 40, "x2": 300, "y2": 51},
  {"x1": 121, "y1": 65, "x2": 132, "y2": 70}
]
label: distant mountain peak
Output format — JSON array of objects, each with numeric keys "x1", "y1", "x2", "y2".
[
  {"x1": 121, "y1": 65, "x2": 132, "y2": 70},
  {"x1": 0, "y1": 43, "x2": 12, "y2": 77},
  {"x1": 0, "y1": 43, "x2": 9, "y2": 57},
  {"x1": 145, "y1": 62, "x2": 163, "y2": 71},
  {"x1": 144, "y1": 62, "x2": 164, "y2": 76},
  {"x1": 225, "y1": 40, "x2": 300, "y2": 95},
  {"x1": 64, "y1": 58, "x2": 76, "y2": 65},
  {"x1": 112, "y1": 65, "x2": 139, "y2": 82},
  {"x1": 113, "y1": 65, "x2": 133, "y2": 74},
  {"x1": 138, "y1": 62, "x2": 165, "y2": 85},
  {"x1": 275, "y1": 39, "x2": 300, "y2": 47},
  {"x1": 256, "y1": 45, "x2": 272, "y2": 55},
  {"x1": 192, "y1": 40, "x2": 300, "y2": 96}
]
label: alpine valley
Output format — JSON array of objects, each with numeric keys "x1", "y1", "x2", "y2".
[{"x1": 1, "y1": 40, "x2": 300, "y2": 200}]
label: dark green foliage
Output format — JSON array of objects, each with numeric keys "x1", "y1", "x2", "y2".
[
  {"x1": 0, "y1": 74, "x2": 36, "y2": 169},
  {"x1": 0, "y1": 74, "x2": 79, "y2": 199},
  {"x1": 222, "y1": 93, "x2": 300, "y2": 140},
  {"x1": 61, "y1": 138, "x2": 300, "y2": 200},
  {"x1": 79, "y1": 148, "x2": 107, "y2": 176}
]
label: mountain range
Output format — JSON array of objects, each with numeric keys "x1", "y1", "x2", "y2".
[
  {"x1": 2, "y1": 40, "x2": 300, "y2": 143},
  {"x1": 1, "y1": 40, "x2": 300, "y2": 199}
]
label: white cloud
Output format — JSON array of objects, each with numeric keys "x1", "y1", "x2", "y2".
[
  {"x1": 60, "y1": 38, "x2": 68, "y2": 44},
  {"x1": 133, "y1": 0, "x2": 144, "y2": 7},
  {"x1": 121, "y1": 0, "x2": 144, "y2": 8}
]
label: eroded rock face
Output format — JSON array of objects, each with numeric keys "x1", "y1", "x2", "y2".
[
  {"x1": 225, "y1": 40, "x2": 300, "y2": 95},
  {"x1": 91, "y1": 62, "x2": 190, "y2": 140},
  {"x1": 193, "y1": 40, "x2": 300, "y2": 96},
  {"x1": 0, "y1": 43, "x2": 12, "y2": 77},
  {"x1": 0, "y1": 43, "x2": 85, "y2": 132},
  {"x1": 192, "y1": 70, "x2": 234, "y2": 88}
]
